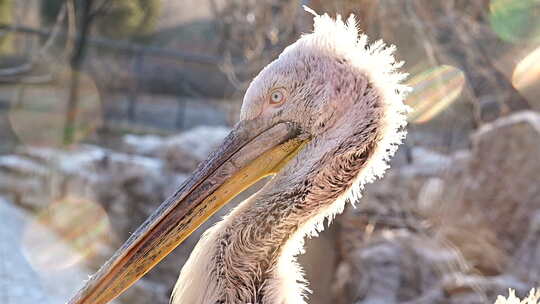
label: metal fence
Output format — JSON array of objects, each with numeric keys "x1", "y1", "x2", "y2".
[{"x1": 0, "y1": 23, "x2": 233, "y2": 143}]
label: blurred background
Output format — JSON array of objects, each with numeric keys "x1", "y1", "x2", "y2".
[{"x1": 0, "y1": 0, "x2": 539, "y2": 303}]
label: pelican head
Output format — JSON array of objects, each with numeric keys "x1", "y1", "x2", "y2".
[{"x1": 68, "y1": 9, "x2": 409, "y2": 304}]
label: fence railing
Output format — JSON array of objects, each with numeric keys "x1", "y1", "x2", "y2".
[{"x1": 0, "y1": 23, "x2": 236, "y2": 134}]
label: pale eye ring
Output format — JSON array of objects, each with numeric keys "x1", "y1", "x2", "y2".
[{"x1": 269, "y1": 88, "x2": 286, "y2": 105}]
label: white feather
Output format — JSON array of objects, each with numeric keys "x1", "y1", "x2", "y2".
[{"x1": 172, "y1": 8, "x2": 410, "y2": 304}]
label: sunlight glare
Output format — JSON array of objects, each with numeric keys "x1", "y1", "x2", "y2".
[
  {"x1": 21, "y1": 196, "x2": 111, "y2": 272},
  {"x1": 8, "y1": 68, "x2": 102, "y2": 148},
  {"x1": 512, "y1": 46, "x2": 540, "y2": 108},
  {"x1": 405, "y1": 65, "x2": 466, "y2": 124}
]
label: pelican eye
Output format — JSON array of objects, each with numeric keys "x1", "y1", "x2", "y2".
[{"x1": 269, "y1": 88, "x2": 286, "y2": 105}]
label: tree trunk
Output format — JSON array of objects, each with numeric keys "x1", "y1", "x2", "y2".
[{"x1": 63, "y1": 0, "x2": 94, "y2": 145}]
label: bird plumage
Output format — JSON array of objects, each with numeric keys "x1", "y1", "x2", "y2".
[{"x1": 172, "y1": 8, "x2": 409, "y2": 304}]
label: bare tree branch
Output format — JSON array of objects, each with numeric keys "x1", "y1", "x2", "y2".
[
  {"x1": 0, "y1": 0, "x2": 67, "y2": 81},
  {"x1": 0, "y1": 23, "x2": 231, "y2": 66},
  {"x1": 409, "y1": 0, "x2": 530, "y2": 124},
  {"x1": 211, "y1": 0, "x2": 300, "y2": 93}
]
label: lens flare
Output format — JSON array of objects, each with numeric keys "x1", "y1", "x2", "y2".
[
  {"x1": 489, "y1": 0, "x2": 540, "y2": 43},
  {"x1": 8, "y1": 68, "x2": 102, "y2": 148},
  {"x1": 512, "y1": 46, "x2": 540, "y2": 108},
  {"x1": 405, "y1": 65, "x2": 466, "y2": 124},
  {"x1": 22, "y1": 196, "x2": 111, "y2": 272}
]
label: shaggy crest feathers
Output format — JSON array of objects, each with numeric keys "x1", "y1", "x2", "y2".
[
  {"x1": 495, "y1": 289, "x2": 540, "y2": 304},
  {"x1": 281, "y1": 6, "x2": 410, "y2": 190},
  {"x1": 269, "y1": 7, "x2": 410, "y2": 303},
  {"x1": 303, "y1": 6, "x2": 410, "y2": 193}
]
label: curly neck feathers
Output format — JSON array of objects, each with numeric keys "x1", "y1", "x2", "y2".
[{"x1": 172, "y1": 91, "x2": 384, "y2": 304}]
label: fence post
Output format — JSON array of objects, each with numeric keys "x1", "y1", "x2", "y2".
[
  {"x1": 127, "y1": 51, "x2": 143, "y2": 122},
  {"x1": 63, "y1": 0, "x2": 95, "y2": 145},
  {"x1": 176, "y1": 97, "x2": 186, "y2": 129}
]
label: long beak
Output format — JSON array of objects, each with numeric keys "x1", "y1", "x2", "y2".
[{"x1": 67, "y1": 120, "x2": 307, "y2": 304}]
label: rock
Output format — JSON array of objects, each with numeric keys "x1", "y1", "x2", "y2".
[
  {"x1": 333, "y1": 230, "x2": 442, "y2": 304},
  {"x1": 122, "y1": 134, "x2": 164, "y2": 157},
  {"x1": 415, "y1": 111, "x2": 540, "y2": 278},
  {"x1": 464, "y1": 111, "x2": 540, "y2": 253},
  {"x1": 120, "y1": 126, "x2": 230, "y2": 173},
  {"x1": 416, "y1": 177, "x2": 444, "y2": 211},
  {"x1": 357, "y1": 240, "x2": 402, "y2": 304},
  {"x1": 118, "y1": 279, "x2": 169, "y2": 304},
  {"x1": 509, "y1": 211, "x2": 540, "y2": 283},
  {"x1": 0, "y1": 154, "x2": 49, "y2": 177},
  {"x1": 442, "y1": 273, "x2": 529, "y2": 303},
  {"x1": 401, "y1": 147, "x2": 452, "y2": 177},
  {"x1": 121, "y1": 126, "x2": 230, "y2": 173},
  {"x1": 162, "y1": 173, "x2": 189, "y2": 198},
  {"x1": 161, "y1": 126, "x2": 229, "y2": 172},
  {"x1": 0, "y1": 155, "x2": 51, "y2": 209},
  {"x1": 0, "y1": 145, "x2": 167, "y2": 241},
  {"x1": 4, "y1": 111, "x2": 539, "y2": 304},
  {"x1": 0, "y1": 126, "x2": 232, "y2": 304},
  {"x1": 334, "y1": 112, "x2": 540, "y2": 303}
]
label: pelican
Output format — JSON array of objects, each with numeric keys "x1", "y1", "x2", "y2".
[{"x1": 68, "y1": 9, "x2": 409, "y2": 304}]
